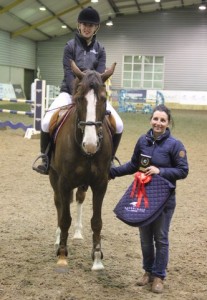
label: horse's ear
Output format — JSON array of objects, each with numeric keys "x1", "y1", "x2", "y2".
[
  {"x1": 101, "y1": 63, "x2": 117, "y2": 83},
  {"x1": 70, "y1": 59, "x2": 84, "y2": 80}
]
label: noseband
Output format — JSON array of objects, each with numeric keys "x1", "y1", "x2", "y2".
[
  {"x1": 78, "y1": 121, "x2": 102, "y2": 128},
  {"x1": 77, "y1": 120, "x2": 104, "y2": 156}
]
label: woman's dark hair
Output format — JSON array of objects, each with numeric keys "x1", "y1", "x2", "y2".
[{"x1": 151, "y1": 104, "x2": 174, "y2": 127}]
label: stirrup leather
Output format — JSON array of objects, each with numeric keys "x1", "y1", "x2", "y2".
[{"x1": 111, "y1": 156, "x2": 121, "y2": 167}]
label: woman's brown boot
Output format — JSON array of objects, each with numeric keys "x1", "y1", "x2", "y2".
[
  {"x1": 151, "y1": 277, "x2": 164, "y2": 293},
  {"x1": 137, "y1": 272, "x2": 152, "y2": 286}
]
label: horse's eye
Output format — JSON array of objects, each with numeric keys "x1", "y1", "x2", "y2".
[{"x1": 100, "y1": 91, "x2": 107, "y2": 101}]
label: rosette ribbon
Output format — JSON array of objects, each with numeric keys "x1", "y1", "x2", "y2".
[{"x1": 130, "y1": 172, "x2": 152, "y2": 208}]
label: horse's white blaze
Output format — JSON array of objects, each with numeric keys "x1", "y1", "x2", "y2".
[
  {"x1": 73, "y1": 202, "x2": 83, "y2": 240},
  {"x1": 82, "y1": 90, "x2": 98, "y2": 154}
]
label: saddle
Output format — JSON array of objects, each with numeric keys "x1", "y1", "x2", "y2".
[
  {"x1": 49, "y1": 104, "x2": 74, "y2": 141},
  {"x1": 105, "y1": 110, "x2": 116, "y2": 136}
]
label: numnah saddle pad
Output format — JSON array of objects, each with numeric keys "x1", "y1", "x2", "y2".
[{"x1": 113, "y1": 174, "x2": 175, "y2": 227}]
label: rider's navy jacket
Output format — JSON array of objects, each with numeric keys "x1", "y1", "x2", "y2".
[
  {"x1": 110, "y1": 128, "x2": 189, "y2": 186},
  {"x1": 60, "y1": 32, "x2": 106, "y2": 94}
]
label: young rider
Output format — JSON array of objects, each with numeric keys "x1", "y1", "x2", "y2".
[{"x1": 34, "y1": 6, "x2": 123, "y2": 174}]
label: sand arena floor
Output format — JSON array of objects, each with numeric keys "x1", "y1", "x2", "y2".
[{"x1": 0, "y1": 111, "x2": 206, "y2": 300}]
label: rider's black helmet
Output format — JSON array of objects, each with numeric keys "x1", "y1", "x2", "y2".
[{"x1": 77, "y1": 6, "x2": 100, "y2": 25}]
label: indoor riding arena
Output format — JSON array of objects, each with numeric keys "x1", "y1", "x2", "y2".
[{"x1": 0, "y1": 1, "x2": 207, "y2": 300}]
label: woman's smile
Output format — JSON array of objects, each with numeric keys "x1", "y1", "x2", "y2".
[{"x1": 150, "y1": 111, "x2": 169, "y2": 138}]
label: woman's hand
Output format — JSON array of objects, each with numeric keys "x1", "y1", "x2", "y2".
[{"x1": 144, "y1": 166, "x2": 160, "y2": 176}]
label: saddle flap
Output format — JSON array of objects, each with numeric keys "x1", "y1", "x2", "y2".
[
  {"x1": 49, "y1": 105, "x2": 74, "y2": 137},
  {"x1": 105, "y1": 113, "x2": 116, "y2": 136}
]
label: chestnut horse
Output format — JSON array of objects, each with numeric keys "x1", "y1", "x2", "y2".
[{"x1": 49, "y1": 61, "x2": 116, "y2": 271}]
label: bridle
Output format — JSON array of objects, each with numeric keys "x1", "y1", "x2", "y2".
[
  {"x1": 77, "y1": 119, "x2": 104, "y2": 156},
  {"x1": 78, "y1": 120, "x2": 102, "y2": 128},
  {"x1": 76, "y1": 88, "x2": 106, "y2": 155},
  {"x1": 70, "y1": 60, "x2": 116, "y2": 156}
]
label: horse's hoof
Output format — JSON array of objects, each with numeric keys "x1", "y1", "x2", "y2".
[
  {"x1": 57, "y1": 255, "x2": 68, "y2": 267},
  {"x1": 91, "y1": 251, "x2": 104, "y2": 271},
  {"x1": 73, "y1": 230, "x2": 84, "y2": 240},
  {"x1": 91, "y1": 260, "x2": 105, "y2": 271}
]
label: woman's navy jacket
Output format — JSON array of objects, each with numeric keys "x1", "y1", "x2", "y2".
[{"x1": 110, "y1": 128, "x2": 189, "y2": 186}]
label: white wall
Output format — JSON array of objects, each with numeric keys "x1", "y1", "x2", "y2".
[
  {"x1": 0, "y1": 30, "x2": 36, "y2": 86},
  {"x1": 0, "y1": 65, "x2": 24, "y2": 88},
  {"x1": 0, "y1": 66, "x2": 10, "y2": 82}
]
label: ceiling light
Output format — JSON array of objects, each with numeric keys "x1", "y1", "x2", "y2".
[
  {"x1": 39, "y1": 7, "x2": 46, "y2": 11},
  {"x1": 155, "y1": 0, "x2": 161, "y2": 3},
  {"x1": 91, "y1": 0, "x2": 99, "y2": 3},
  {"x1": 199, "y1": 2, "x2": 206, "y2": 10},
  {"x1": 106, "y1": 17, "x2": 113, "y2": 26},
  {"x1": 61, "y1": 25, "x2": 67, "y2": 29}
]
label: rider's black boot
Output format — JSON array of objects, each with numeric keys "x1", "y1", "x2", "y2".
[
  {"x1": 33, "y1": 131, "x2": 51, "y2": 175},
  {"x1": 111, "y1": 132, "x2": 122, "y2": 166}
]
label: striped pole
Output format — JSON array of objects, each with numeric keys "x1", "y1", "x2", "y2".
[
  {"x1": 0, "y1": 79, "x2": 46, "y2": 137},
  {"x1": 0, "y1": 98, "x2": 34, "y2": 104},
  {"x1": 0, "y1": 108, "x2": 33, "y2": 116}
]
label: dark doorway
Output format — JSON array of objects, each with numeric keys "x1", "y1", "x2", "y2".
[{"x1": 24, "y1": 69, "x2": 35, "y2": 99}]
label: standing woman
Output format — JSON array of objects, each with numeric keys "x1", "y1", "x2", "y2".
[
  {"x1": 110, "y1": 105, "x2": 189, "y2": 293},
  {"x1": 34, "y1": 6, "x2": 123, "y2": 174}
]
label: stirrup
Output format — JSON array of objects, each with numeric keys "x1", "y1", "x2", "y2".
[
  {"x1": 111, "y1": 156, "x2": 121, "y2": 167},
  {"x1": 32, "y1": 154, "x2": 49, "y2": 175}
]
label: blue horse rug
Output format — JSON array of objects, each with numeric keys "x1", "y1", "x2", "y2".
[{"x1": 113, "y1": 172, "x2": 175, "y2": 227}]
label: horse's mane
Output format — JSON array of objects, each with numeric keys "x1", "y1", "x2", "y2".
[{"x1": 72, "y1": 70, "x2": 104, "y2": 104}]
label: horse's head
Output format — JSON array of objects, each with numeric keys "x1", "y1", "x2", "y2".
[{"x1": 71, "y1": 60, "x2": 116, "y2": 156}]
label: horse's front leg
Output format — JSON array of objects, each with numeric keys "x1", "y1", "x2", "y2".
[
  {"x1": 55, "y1": 188, "x2": 73, "y2": 268},
  {"x1": 73, "y1": 185, "x2": 88, "y2": 240},
  {"x1": 90, "y1": 184, "x2": 107, "y2": 271}
]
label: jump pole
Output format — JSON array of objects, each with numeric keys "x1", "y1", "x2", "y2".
[
  {"x1": 24, "y1": 79, "x2": 46, "y2": 139},
  {"x1": 0, "y1": 98, "x2": 34, "y2": 132}
]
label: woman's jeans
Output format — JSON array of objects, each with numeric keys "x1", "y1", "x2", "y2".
[{"x1": 139, "y1": 194, "x2": 176, "y2": 279}]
